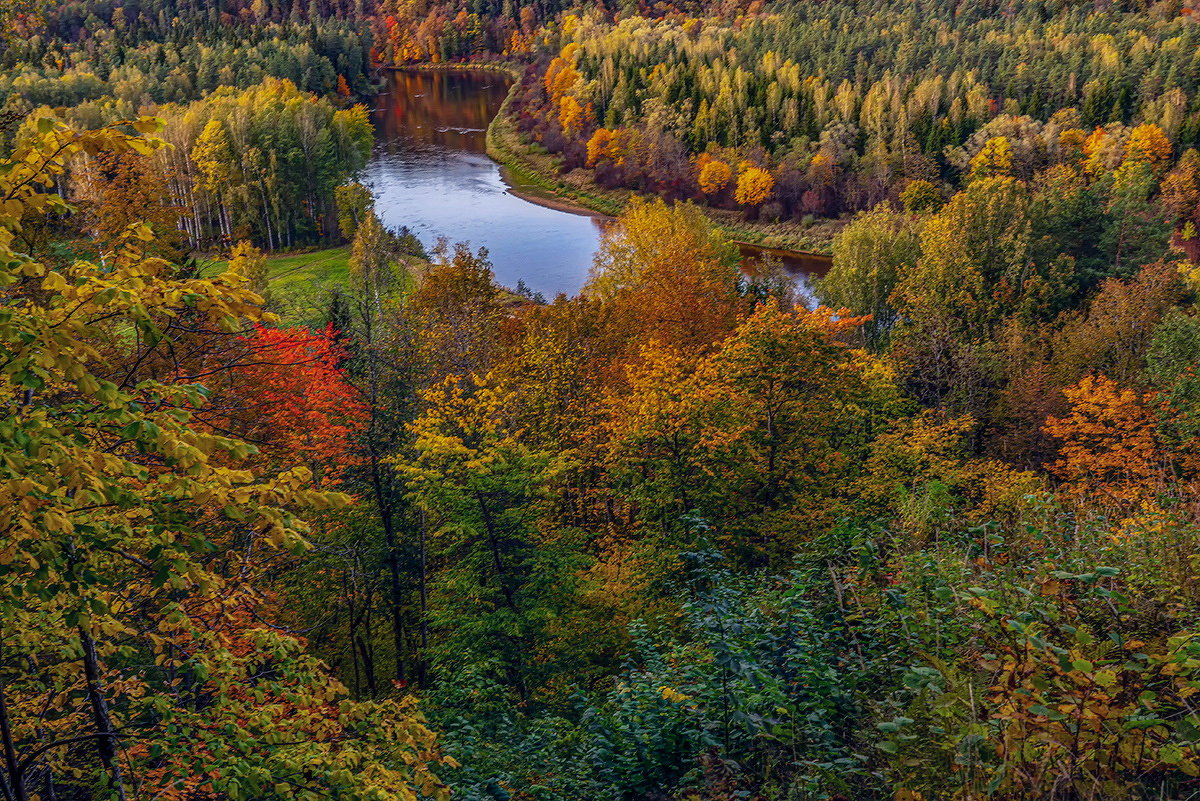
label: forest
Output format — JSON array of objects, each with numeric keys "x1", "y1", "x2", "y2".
[
  {"x1": 504, "y1": 0, "x2": 1200, "y2": 223},
  {"x1": 8, "y1": 0, "x2": 1200, "y2": 800}
]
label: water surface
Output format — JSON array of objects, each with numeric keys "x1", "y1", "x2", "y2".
[
  {"x1": 366, "y1": 68, "x2": 831, "y2": 300},
  {"x1": 366, "y1": 69, "x2": 605, "y2": 297}
]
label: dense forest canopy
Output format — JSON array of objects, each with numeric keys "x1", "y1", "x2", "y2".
[
  {"x1": 502, "y1": 0, "x2": 1200, "y2": 223},
  {"x1": 9, "y1": 0, "x2": 1200, "y2": 800},
  {"x1": 0, "y1": 0, "x2": 375, "y2": 110}
]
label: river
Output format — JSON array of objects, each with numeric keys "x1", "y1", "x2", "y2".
[{"x1": 365, "y1": 68, "x2": 830, "y2": 299}]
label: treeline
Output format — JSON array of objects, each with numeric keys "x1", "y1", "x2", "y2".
[
  {"x1": 0, "y1": 0, "x2": 375, "y2": 112},
  {"x1": 46, "y1": 78, "x2": 374, "y2": 252},
  {"x1": 510, "y1": 0, "x2": 1200, "y2": 220},
  {"x1": 372, "y1": 0, "x2": 540, "y2": 64},
  {"x1": 0, "y1": 1, "x2": 379, "y2": 254}
]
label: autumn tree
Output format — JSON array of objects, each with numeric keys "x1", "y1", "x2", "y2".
[
  {"x1": 735, "y1": 165, "x2": 774, "y2": 215},
  {"x1": 967, "y1": 136, "x2": 1014, "y2": 181},
  {"x1": 231, "y1": 324, "x2": 370, "y2": 484},
  {"x1": 891, "y1": 176, "x2": 1033, "y2": 412},
  {"x1": 698, "y1": 158, "x2": 733, "y2": 199},
  {"x1": 0, "y1": 118, "x2": 449, "y2": 799},
  {"x1": 1050, "y1": 260, "x2": 1185, "y2": 386},
  {"x1": 602, "y1": 302, "x2": 883, "y2": 563},
  {"x1": 336, "y1": 181, "x2": 376, "y2": 241},
  {"x1": 410, "y1": 241, "x2": 506, "y2": 382},
  {"x1": 600, "y1": 342, "x2": 723, "y2": 537},
  {"x1": 900, "y1": 179, "x2": 943, "y2": 213},
  {"x1": 399, "y1": 376, "x2": 571, "y2": 697},
  {"x1": 586, "y1": 199, "x2": 744, "y2": 359},
  {"x1": 1123, "y1": 123, "x2": 1172, "y2": 177},
  {"x1": 191, "y1": 117, "x2": 237, "y2": 243},
  {"x1": 1044, "y1": 375, "x2": 1166, "y2": 507},
  {"x1": 817, "y1": 203, "x2": 921, "y2": 346},
  {"x1": 559, "y1": 94, "x2": 589, "y2": 139},
  {"x1": 699, "y1": 302, "x2": 877, "y2": 558},
  {"x1": 71, "y1": 143, "x2": 183, "y2": 260}
]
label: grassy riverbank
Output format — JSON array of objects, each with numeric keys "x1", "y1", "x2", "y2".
[
  {"x1": 267, "y1": 246, "x2": 353, "y2": 291},
  {"x1": 478, "y1": 65, "x2": 838, "y2": 254},
  {"x1": 385, "y1": 60, "x2": 839, "y2": 253}
]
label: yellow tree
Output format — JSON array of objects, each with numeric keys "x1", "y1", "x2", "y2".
[
  {"x1": 558, "y1": 95, "x2": 590, "y2": 140},
  {"x1": 586, "y1": 199, "x2": 744, "y2": 358},
  {"x1": 698, "y1": 158, "x2": 733, "y2": 198},
  {"x1": 734, "y1": 165, "x2": 774, "y2": 210},
  {"x1": 1123, "y1": 123, "x2": 1172, "y2": 177},
  {"x1": 398, "y1": 375, "x2": 571, "y2": 698},
  {"x1": 600, "y1": 342, "x2": 726, "y2": 531},
  {"x1": 411, "y1": 242, "x2": 506, "y2": 382},
  {"x1": 968, "y1": 136, "x2": 1014, "y2": 181},
  {"x1": 899, "y1": 179, "x2": 943, "y2": 213},
  {"x1": 896, "y1": 176, "x2": 1033, "y2": 339},
  {"x1": 587, "y1": 128, "x2": 616, "y2": 167},
  {"x1": 190, "y1": 117, "x2": 236, "y2": 242},
  {"x1": 697, "y1": 302, "x2": 876, "y2": 557},
  {"x1": 605, "y1": 300, "x2": 884, "y2": 563}
]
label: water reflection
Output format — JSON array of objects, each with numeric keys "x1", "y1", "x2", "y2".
[
  {"x1": 367, "y1": 69, "x2": 833, "y2": 302},
  {"x1": 738, "y1": 244, "x2": 832, "y2": 307},
  {"x1": 367, "y1": 69, "x2": 607, "y2": 297}
]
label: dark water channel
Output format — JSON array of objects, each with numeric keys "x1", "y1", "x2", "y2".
[{"x1": 366, "y1": 69, "x2": 830, "y2": 299}]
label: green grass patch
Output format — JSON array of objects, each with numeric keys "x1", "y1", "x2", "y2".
[
  {"x1": 267, "y1": 246, "x2": 352, "y2": 289},
  {"x1": 265, "y1": 246, "x2": 352, "y2": 327},
  {"x1": 205, "y1": 245, "x2": 430, "y2": 327}
]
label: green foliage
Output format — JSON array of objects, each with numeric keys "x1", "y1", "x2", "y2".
[
  {"x1": 337, "y1": 181, "x2": 376, "y2": 240},
  {"x1": 0, "y1": 1, "x2": 373, "y2": 108},
  {"x1": 158, "y1": 79, "x2": 374, "y2": 250},
  {"x1": 0, "y1": 116, "x2": 449, "y2": 800},
  {"x1": 817, "y1": 203, "x2": 920, "y2": 346},
  {"x1": 1149, "y1": 309, "x2": 1200, "y2": 445},
  {"x1": 426, "y1": 548, "x2": 887, "y2": 801}
]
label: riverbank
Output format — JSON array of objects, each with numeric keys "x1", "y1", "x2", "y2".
[
  {"x1": 478, "y1": 65, "x2": 838, "y2": 254},
  {"x1": 382, "y1": 61, "x2": 838, "y2": 255}
]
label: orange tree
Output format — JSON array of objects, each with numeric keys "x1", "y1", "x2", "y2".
[{"x1": 1043, "y1": 374, "x2": 1167, "y2": 508}]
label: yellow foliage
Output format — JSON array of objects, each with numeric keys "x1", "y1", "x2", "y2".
[
  {"x1": 1058, "y1": 127, "x2": 1089, "y2": 163},
  {"x1": 968, "y1": 136, "x2": 1014, "y2": 180},
  {"x1": 1124, "y1": 123, "x2": 1173, "y2": 175},
  {"x1": 660, "y1": 686, "x2": 692, "y2": 703},
  {"x1": 544, "y1": 44, "x2": 582, "y2": 102},
  {"x1": 734, "y1": 165, "x2": 774, "y2": 207},
  {"x1": 558, "y1": 94, "x2": 588, "y2": 138},
  {"x1": 698, "y1": 158, "x2": 733, "y2": 195}
]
